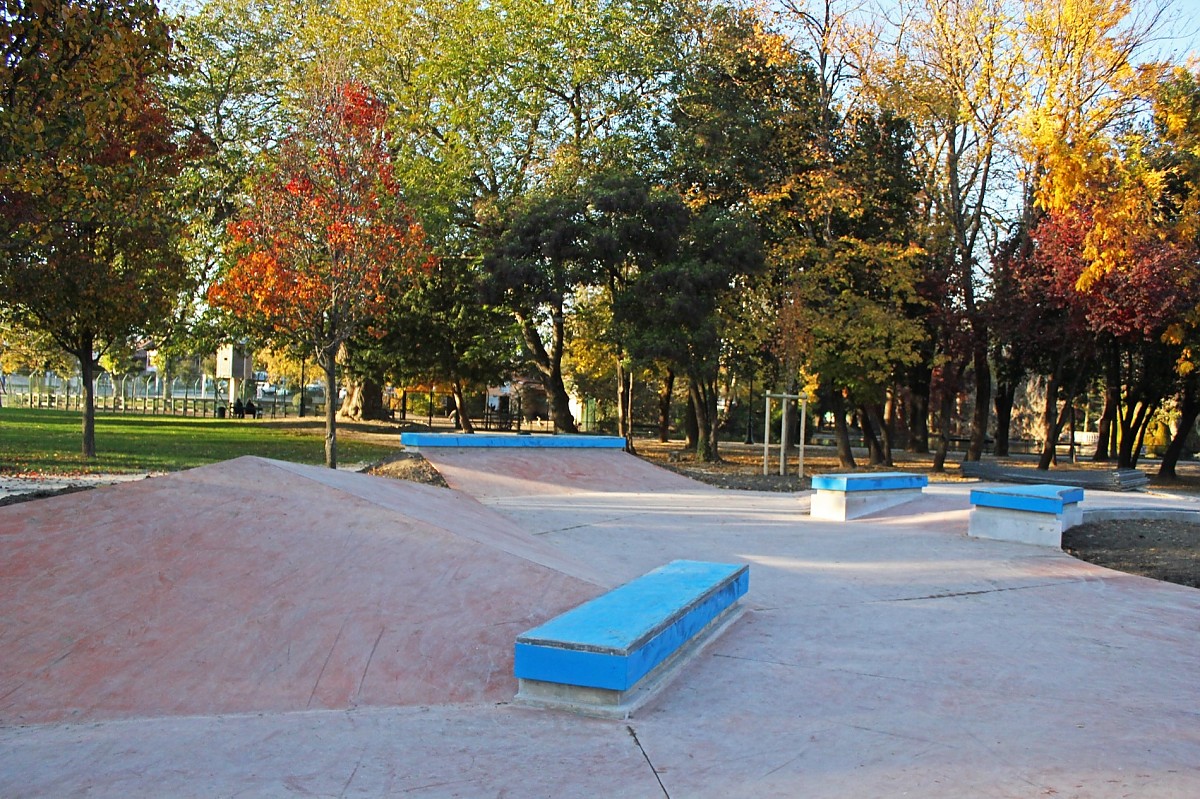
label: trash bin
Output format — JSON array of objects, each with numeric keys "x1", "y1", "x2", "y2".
[{"x1": 216, "y1": 406, "x2": 226, "y2": 419}]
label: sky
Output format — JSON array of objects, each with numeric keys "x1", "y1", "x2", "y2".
[{"x1": 1163, "y1": 0, "x2": 1200, "y2": 61}]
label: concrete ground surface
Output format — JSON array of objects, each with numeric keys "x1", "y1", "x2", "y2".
[{"x1": 1, "y1": 450, "x2": 1199, "y2": 797}]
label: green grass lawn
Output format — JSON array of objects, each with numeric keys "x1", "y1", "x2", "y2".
[{"x1": 0, "y1": 407, "x2": 399, "y2": 475}]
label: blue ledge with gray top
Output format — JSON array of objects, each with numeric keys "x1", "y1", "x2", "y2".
[
  {"x1": 968, "y1": 484, "x2": 1085, "y2": 548},
  {"x1": 514, "y1": 560, "x2": 749, "y2": 718},
  {"x1": 810, "y1": 472, "x2": 929, "y2": 521},
  {"x1": 400, "y1": 433, "x2": 626, "y2": 450}
]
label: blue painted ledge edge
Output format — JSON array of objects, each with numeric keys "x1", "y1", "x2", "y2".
[
  {"x1": 811, "y1": 472, "x2": 929, "y2": 492},
  {"x1": 513, "y1": 560, "x2": 749, "y2": 691},
  {"x1": 970, "y1": 484, "x2": 1084, "y2": 514},
  {"x1": 401, "y1": 433, "x2": 626, "y2": 449}
]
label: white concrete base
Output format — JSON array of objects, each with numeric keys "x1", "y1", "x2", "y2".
[
  {"x1": 515, "y1": 604, "x2": 746, "y2": 719},
  {"x1": 810, "y1": 487, "x2": 923, "y2": 521},
  {"x1": 968, "y1": 504, "x2": 1082, "y2": 548}
]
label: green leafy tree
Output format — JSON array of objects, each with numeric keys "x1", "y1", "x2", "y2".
[
  {"x1": 483, "y1": 186, "x2": 594, "y2": 432},
  {"x1": 584, "y1": 172, "x2": 688, "y2": 449},
  {"x1": 369, "y1": 256, "x2": 519, "y2": 431},
  {"x1": 658, "y1": 5, "x2": 813, "y2": 458},
  {"x1": 619, "y1": 207, "x2": 764, "y2": 461},
  {"x1": 0, "y1": 0, "x2": 193, "y2": 457}
]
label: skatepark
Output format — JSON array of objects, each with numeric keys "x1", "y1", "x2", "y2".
[{"x1": 2, "y1": 442, "x2": 1199, "y2": 797}]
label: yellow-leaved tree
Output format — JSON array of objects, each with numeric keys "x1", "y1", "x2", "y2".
[{"x1": 1017, "y1": 0, "x2": 1169, "y2": 284}]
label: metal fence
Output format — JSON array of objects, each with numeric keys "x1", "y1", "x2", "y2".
[{"x1": 4, "y1": 388, "x2": 296, "y2": 419}]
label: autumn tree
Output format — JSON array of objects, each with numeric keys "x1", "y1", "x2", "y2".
[
  {"x1": 209, "y1": 78, "x2": 432, "y2": 468},
  {"x1": 1135, "y1": 66, "x2": 1200, "y2": 476},
  {"x1": 858, "y1": 0, "x2": 1024, "y2": 463},
  {"x1": 0, "y1": 0, "x2": 193, "y2": 457},
  {"x1": 1016, "y1": 205, "x2": 1195, "y2": 469}
]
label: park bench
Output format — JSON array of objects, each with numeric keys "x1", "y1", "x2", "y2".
[
  {"x1": 514, "y1": 560, "x2": 749, "y2": 718},
  {"x1": 810, "y1": 472, "x2": 929, "y2": 521},
  {"x1": 968, "y1": 484, "x2": 1084, "y2": 548}
]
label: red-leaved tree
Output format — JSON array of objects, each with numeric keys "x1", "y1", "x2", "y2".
[
  {"x1": 1018, "y1": 207, "x2": 1195, "y2": 468},
  {"x1": 209, "y1": 79, "x2": 433, "y2": 468}
]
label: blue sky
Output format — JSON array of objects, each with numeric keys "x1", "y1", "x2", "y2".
[{"x1": 1164, "y1": 0, "x2": 1200, "y2": 60}]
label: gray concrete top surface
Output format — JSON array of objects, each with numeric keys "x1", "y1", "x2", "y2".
[{"x1": 2, "y1": 453, "x2": 1198, "y2": 798}]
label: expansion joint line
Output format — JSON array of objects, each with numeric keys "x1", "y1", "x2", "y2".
[
  {"x1": 878, "y1": 580, "x2": 1079, "y2": 603},
  {"x1": 627, "y1": 725, "x2": 670, "y2": 798}
]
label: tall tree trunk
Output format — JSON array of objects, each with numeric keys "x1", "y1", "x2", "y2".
[
  {"x1": 865, "y1": 402, "x2": 894, "y2": 466},
  {"x1": 967, "y1": 337, "x2": 991, "y2": 461},
  {"x1": 77, "y1": 341, "x2": 97, "y2": 459},
  {"x1": 860, "y1": 405, "x2": 885, "y2": 465},
  {"x1": 657, "y1": 367, "x2": 674, "y2": 443},
  {"x1": 1038, "y1": 372, "x2": 1071, "y2": 471},
  {"x1": 683, "y1": 390, "x2": 698, "y2": 451},
  {"x1": 907, "y1": 363, "x2": 931, "y2": 453},
  {"x1": 931, "y1": 388, "x2": 952, "y2": 472},
  {"x1": 993, "y1": 378, "x2": 1017, "y2": 457},
  {"x1": 885, "y1": 388, "x2": 903, "y2": 451},
  {"x1": 1093, "y1": 349, "x2": 1119, "y2": 461},
  {"x1": 1117, "y1": 402, "x2": 1154, "y2": 469},
  {"x1": 451, "y1": 379, "x2": 475, "y2": 433},
  {"x1": 616, "y1": 359, "x2": 635, "y2": 452},
  {"x1": 688, "y1": 372, "x2": 720, "y2": 462},
  {"x1": 320, "y1": 355, "x2": 338, "y2": 469},
  {"x1": 1160, "y1": 378, "x2": 1199, "y2": 479},
  {"x1": 516, "y1": 311, "x2": 577, "y2": 434},
  {"x1": 827, "y1": 386, "x2": 856, "y2": 468},
  {"x1": 338, "y1": 377, "x2": 386, "y2": 421}
]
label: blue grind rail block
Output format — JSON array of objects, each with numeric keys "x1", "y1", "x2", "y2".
[
  {"x1": 811, "y1": 472, "x2": 929, "y2": 492},
  {"x1": 514, "y1": 560, "x2": 749, "y2": 692},
  {"x1": 970, "y1": 484, "x2": 1085, "y2": 515},
  {"x1": 400, "y1": 433, "x2": 626, "y2": 449}
]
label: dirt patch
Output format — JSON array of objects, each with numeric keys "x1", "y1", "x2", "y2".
[
  {"x1": 366, "y1": 452, "x2": 449, "y2": 488},
  {"x1": 1063, "y1": 519, "x2": 1200, "y2": 589},
  {"x1": 0, "y1": 484, "x2": 95, "y2": 507}
]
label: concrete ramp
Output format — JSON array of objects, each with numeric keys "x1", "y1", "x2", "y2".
[
  {"x1": 0, "y1": 457, "x2": 603, "y2": 725},
  {"x1": 418, "y1": 447, "x2": 713, "y2": 499}
]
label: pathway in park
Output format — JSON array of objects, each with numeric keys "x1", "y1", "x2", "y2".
[{"x1": 1, "y1": 451, "x2": 1198, "y2": 797}]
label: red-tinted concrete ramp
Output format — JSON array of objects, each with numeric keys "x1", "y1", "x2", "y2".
[
  {"x1": 0, "y1": 457, "x2": 603, "y2": 725},
  {"x1": 418, "y1": 447, "x2": 712, "y2": 499}
]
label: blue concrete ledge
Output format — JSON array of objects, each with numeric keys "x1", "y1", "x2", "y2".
[
  {"x1": 811, "y1": 472, "x2": 929, "y2": 492},
  {"x1": 514, "y1": 560, "x2": 749, "y2": 692},
  {"x1": 400, "y1": 433, "x2": 626, "y2": 449},
  {"x1": 970, "y1": 484, "x2": 1084, "y2": 515}
]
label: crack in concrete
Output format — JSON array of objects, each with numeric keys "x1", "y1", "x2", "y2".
[
  {"x1": 874, "y1": 580, "x2": 1080, "y2": 603},
  {"x1": 356, "y1": 627, "x2": 386, "y2": 701},
  {"x1": 531, "y1": 513, "x2": 642, "y2": 536},
  {"x1": 307, "y1": 614, "x2": 350, "y2": 710},
  {"x1": 627, "y1": 724, "x2": 670, "y2": 798}
]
